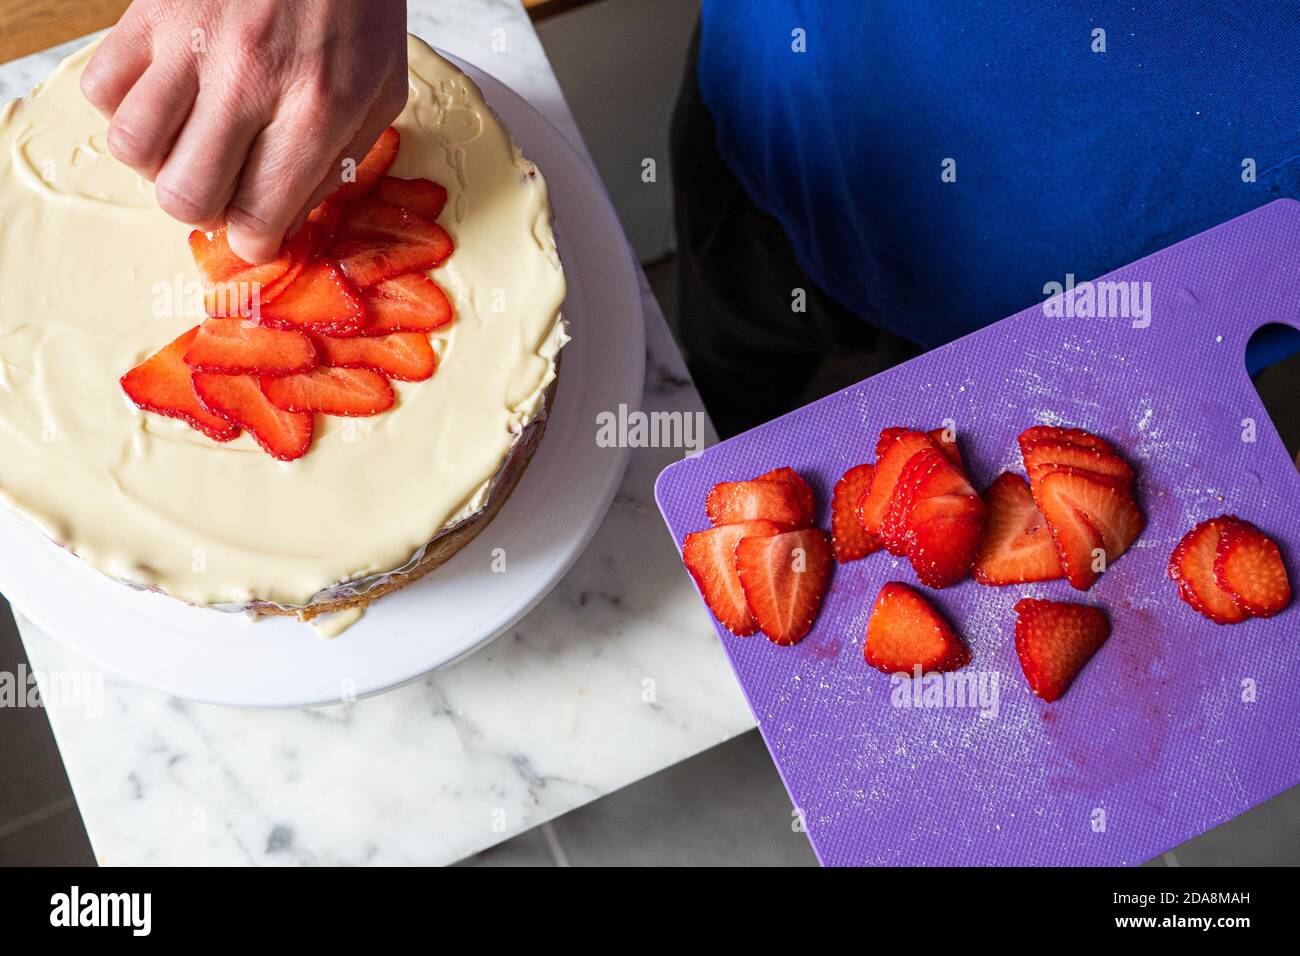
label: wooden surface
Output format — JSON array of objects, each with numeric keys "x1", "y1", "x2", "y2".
[
  {"x1": 0, "y1": 0, "x2": 128, "y2": 64},
  {"x1": 0, "y1": 0, "x2": 592, "y2": 66}
]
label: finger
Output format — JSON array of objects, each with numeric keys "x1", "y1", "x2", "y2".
[
  {"x1": 283, "y1": 80, "x2": 410, "y2": 238},
  {"x1": 286, "y1": 112, "x2": 391, "y2": 235},
  {"x1": 225, "y1": 104, "x2": 368, "y2": 264},
  {"x1": 80, "y1": 18, "x2": 153, "y2": 118},
  {"x1": 224, "y1": 124, "x2": 341, "y2": 263},
  {"x1": 106, "y1": 61, "x2": 198, "y2": 180},
  {"x1": 153, "y1": 91, "x2": 265, "y2": 230}
]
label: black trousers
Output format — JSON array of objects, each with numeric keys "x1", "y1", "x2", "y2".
[{"x1": 669, "y1": 33, "x2": 919, "y2": 439}]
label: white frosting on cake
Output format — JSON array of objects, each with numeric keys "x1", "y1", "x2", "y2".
[{"x1": 0, "y1": 35, "x2": 567, "y2": 608}]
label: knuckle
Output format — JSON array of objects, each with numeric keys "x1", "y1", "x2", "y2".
[
  {"x1": 155, "y1": 180, "x2": 218, "y2": 225},
  {"x1": 106, "y1": 121, "x2": 151, "y2": 167},
  {"x1": 79, "y1": 66, "x2": 111, "y2": 109},
  {"x1": 233, "y1": 18, "x2": 289, "y2": 74},
  {"x1": 295, "y1": 91, "x2": 339, "y2": 133},
  {"x1": 226, "y1": 202, "x2": 279, "y2": 236}
]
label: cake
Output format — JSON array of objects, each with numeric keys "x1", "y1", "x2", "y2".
[{"x1": 0, "y1": 35, "x2": 568, "y2": 622}]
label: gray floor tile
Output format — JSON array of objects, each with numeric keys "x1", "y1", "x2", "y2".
[
  {"x1": 551, "y1": 730, "x2": 818, "y2": 866},
  {"x1": 0, "y1": 802, "x2": 95, "y2": 866},
  {"x1": 0, "y1": 596, "x2": 96, "y2": 864},
  {"x1": 0, "y1": 599, "x2": 79, "y2": 822},
  {"x1": 1164, "y1": 785, "x2": 1300, "y2": 866},
  {"x1": 643, "y1": 256, "x2": 678, "y2": 330},
  {"x1": 456, "y1": 824, "x2": 558, "y2": 867}
]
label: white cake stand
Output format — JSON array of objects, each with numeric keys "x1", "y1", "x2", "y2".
[{"x1": 0, "y1": 53, "x2": 645, "y2": 707}]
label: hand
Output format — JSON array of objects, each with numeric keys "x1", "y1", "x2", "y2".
[{"x1": 81, "y1": 0, "x2": 409, "y2": 263}]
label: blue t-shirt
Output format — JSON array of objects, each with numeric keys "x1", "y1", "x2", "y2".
[{"x1": 698, "y1": 0, "x2": 1300, "y2": 366}]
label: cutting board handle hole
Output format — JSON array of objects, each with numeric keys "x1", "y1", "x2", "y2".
[{"x1": 1246, "y1": 322, "x2": 1300, "y2": 461}]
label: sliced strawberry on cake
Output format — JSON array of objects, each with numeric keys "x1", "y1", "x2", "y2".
[
  {"x1": 182, "y1": 319, "x2": 318, "y2": 377},
  {"x1": 260, "y1": 260, "x2": 366, "y2": 336},
  {"x1": 831, "y1": 463, "x2": 879, "y2": 563},
  {"x1": 1013, "y1": 598, "x2": 1111, "y2": 702},
  {"x1": 706, "y1": 473, "x2": 810, "y2": 530},
  {"x1": 257, "y1": 224, "x2": 319, "y2": 305},
  {"x1": 313, "y1": 331, "x2": 437, "y2": 382},
  {"x1": 306, "y1": 202, "x2": 344, "y2": 254},
  {"x1": 261, "y1": 367, "x2": 395, "y2": 417},
  {"x1": 120, "y1": 328, "x2": 239, "y2": 442},
  {"x1": 864, "y1": 582, "x2": 969, "y2": 674},
  {"x1": 329, "y1": 126, "x2": 400, "y2": 204},
  {"x1": 682, "y1": 520, "x2": 783, "y2": 636},
  {"x1": 192, "y1": 372, "x2": 313, "y2": 461},
  {"x1": 374, "y1": 176, "x2": 449, "y2": 221},
  {"x1": 971, "y1": 473, "x2": 1063, "y2": 585},
  {"x1": 362, "y1": 273, "x2": 454, "y2": 334},
  {"x1": 190, "y1": 228, "x2": 296, "y2": 318},
  {"x1": 1170, "y1": 515, "x2": 1290, "y2": 623},
  {"x1": 735, "y1": 528, "x2": 833, "y2": 645},
  {"x1": 330, "y1": 195, "x2": 454, "y2": 288}
]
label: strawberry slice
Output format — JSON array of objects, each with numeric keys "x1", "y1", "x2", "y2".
[
  {"x1": 374, "y1": 176, "x2": 448, "y2": 221},
  {"x1": 1018, "y1": 425, "x2": 1117, "y2": 457},
  {"x1": 313, "y1": 331, "x2": 437, "y2": 382},
  {"x1": 1169, "y1": 517, "x2": 1248, "y2": 624},
  {"x1": 927, "y1": 427, "x2": 965, "y2": 475},
  {"x1": 189, "y1": 228, "x2": 295, "y2": 318},
  {"x1": 857, "y1": 428, "x2": 934, "y2": 540},
  {"x1": 329, "y1": 126, "x2": 400, "y2": 204},
  {"x1": 971, "y1": 473, "x2": 1063, "y2": 585},
  {"x1": 1023, "y1": 439, "x2": 1134, "y2": 487},
  {"x1": 193, "y1": 372, "x2": 313, "y2": 461},
  {"x1": 260, "y1": 260, "x2": 366, "y2": 336},
  {"x1": 362, "y1": 273, "x2": 454, "y2": 334},
  {"x1": 884, "y1": 447, "x2": 986, "y2": 587},
  {"x1": 261, "y1": 367, "x2": 395, "y2": 417},
  {"x1": 306, "y1": 202, "x2": 344, "y2": 254},
  {"x1": 735, "y1": 528, "x2": 833, "y2": 645},
  {"x1": 906, "y1": 489, "x2": 987, "y2": 589},
  {"x1": 864, "y1": 582, "x2": 969, "y2": 674},
  {"x1": 1036, "y1": 467, "x2": 1143, "y2": 590},
  {"x1": 1214, "y1": 518, "x2": 1291, "y2": 617},
  {"x1": 880, "y1": 446, "x2": 952, "y2": 556},
  {"x1": 831, "y1": 463, "x2": 879, "y2": 562},
  {"x1": 120, "y1": 328, "x2": 239, "y2": 442},
  {"x1": 256, "y1": 224, "x2": 319, "y2": 306},
  {"x1": 182, "y1": 319, "x2": 317, "y2": 376},
  {"x1": 330, "y1": 195, "x2": 454, "y2": 288},
  {"x1": 682, "y1": 520, "x2": 783, "y2": 636},
  {"x1": 756, "y1": 466, "x2": 815, "y2": 526},
  {"x1": 1013, "y1": 598, "x2": 1111, "y2": 702},
  {"x1": 706, "y1": 476, "x2": 808, "y2": 530}
]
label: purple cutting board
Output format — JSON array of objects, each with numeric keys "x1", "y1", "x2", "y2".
[{"x1": 655, "y1": 199, "x2": 1300, "y2": 866}]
